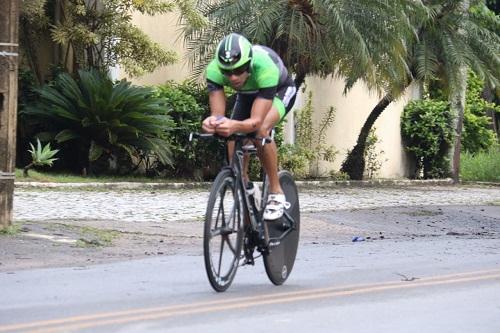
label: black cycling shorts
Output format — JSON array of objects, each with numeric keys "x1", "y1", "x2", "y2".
[{"x1": 231, "y1": 80, "x2": 297, "y2": 121}]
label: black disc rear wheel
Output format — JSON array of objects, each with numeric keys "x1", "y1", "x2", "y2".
[
  {"x1": 203, "y1": 169, "x2": 243, "y2": 292},
  {"x1": 263, "y1": 170, "x2": 300, "y2": 285}
]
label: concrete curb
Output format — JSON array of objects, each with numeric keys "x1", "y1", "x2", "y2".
[
  {"x1": 12, "y1": 178, "x2": 485, "y2": 190},
  {"x1": 14, "y1": 181, "x2": 213, "y2": 190}
]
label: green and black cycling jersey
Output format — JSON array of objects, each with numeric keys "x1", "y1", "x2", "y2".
[{"x1": 206, "y1": 45, "x2": 293, "y2": 100}]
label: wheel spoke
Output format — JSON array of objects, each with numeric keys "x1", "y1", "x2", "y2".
[
  {"x1": 217, "y1": 235, "x2": 226, "y2": 277},
  {"x1": 216, "y1": 195, "x2": 225, "y2": 230},
  {"x1": 225, "y1": 234, "x2": 237, "y2": 255},
  {"x1": 211, "y1": 227, "x2": 222, "y2": 238},
  {"x1": 204, "y1": 171, "x2": 243, "y2": 291}
]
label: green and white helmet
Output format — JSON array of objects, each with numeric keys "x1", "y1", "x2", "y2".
[{"x1": 216, "y1": 33, "x2": 253, "y2": 70}]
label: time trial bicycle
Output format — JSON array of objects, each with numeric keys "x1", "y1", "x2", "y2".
[{"x1": 189, "y1": 132, "x2": 300, "y2": 292}]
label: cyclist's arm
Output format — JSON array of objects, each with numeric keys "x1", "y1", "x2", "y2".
[
  {"x1": 242, "y1": 86, "x2": 276, "y2": 132},
  {"x1": 208, "y1": 89, "x2": 226, "y2": 118},
  {"x1": 238, "y1": 97, "x2": 273, "y2": 132},
  {"x1": 215, "y1": 94, "x2": 274, "y2": 136},
  {"x1": 202, "y1": 80, "x2": 226, "y2": 133}
]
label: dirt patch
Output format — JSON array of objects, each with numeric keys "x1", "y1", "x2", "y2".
[
  {"x1": 304, "y1": 205, "x2": 500, "y2": 243},
  {"x1": 1, "y1": 205, "x2": 498, "y2": 272},
  {"x1": 0, "y1": 220, "x2": 203, "y2": 272}
]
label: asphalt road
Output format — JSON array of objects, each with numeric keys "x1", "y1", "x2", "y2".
[
  {"x1": 2, "y1": 185, "x2": 499, "y2": 332},
  {"x1": 1, "y1": 204, "x2": 500, "y2": 333}
]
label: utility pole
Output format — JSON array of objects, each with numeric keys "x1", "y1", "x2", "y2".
[{"x1": 0, "y1": 0, "x2": 19, "y2": 228}]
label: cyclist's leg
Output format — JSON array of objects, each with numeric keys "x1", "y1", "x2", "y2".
[
  {"x1": 256, "y1": 105, "x2": 281, "y2": 193},
  {"x1": 256, "y1": 82, "x2": 297, "y2": 192},
  {"x1": 257, "y1": 83, "x2": 297, "y2": 219},
  {"x1": 230, "y1": 94, "x2": 255, "y2": 183}
]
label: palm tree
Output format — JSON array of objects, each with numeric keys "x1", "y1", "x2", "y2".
[
  {"x1": 182, "y1": 0, "x2": 417, "y2": 90},
  {"x1": 341, "y1": 0, "x2": 500, "y2": 180}
]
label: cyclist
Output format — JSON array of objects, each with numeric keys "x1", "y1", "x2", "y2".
[{"x1": 202, "y1": 33, "x2": 297, "y2": 220}]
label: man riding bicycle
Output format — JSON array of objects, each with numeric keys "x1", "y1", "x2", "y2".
[{"x1": 202, "y1": 33, "x2": 297, "y2": 220}]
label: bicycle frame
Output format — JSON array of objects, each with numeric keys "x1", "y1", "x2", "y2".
[
  {"x1": 195, "y1": 132, "x2": 300, "y2": 290},
  {"x1": 191, "y1": 132, "x2": 296, "y2": 252},
  {"x1": 230, "y1": 138, "x2": 267, "y2": 235},
  {"x1": 228, "y1": 135, "x2": 296, "y2": 252}
]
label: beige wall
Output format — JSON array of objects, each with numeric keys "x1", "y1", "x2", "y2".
[
  {"x1": 125, "y1": 12, "x2": 192, "y2": 85},
  {"x1": 294, "y1": 77, "x2": 420, "y2": 178}
]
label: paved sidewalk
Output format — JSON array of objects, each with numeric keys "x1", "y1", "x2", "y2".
[
  {"x1": 14, "y1": 184, "x2": 500, "y2": 224},
  {"x1": 4, "y1": 184, "x2": 499, "y2": 271}
]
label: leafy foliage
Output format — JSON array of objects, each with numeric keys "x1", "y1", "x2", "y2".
[
  {"x1": 401, "y1": 100, "x2": 454, "y2": 179},
  {"x1": 343, "y1": 1, "x2": 500, "y2": 180},
  {"x1": 278, "y1": 144, "x2": 311, "y2": 179},
  {"x1": 278, "y1": 90, "x2": 337, "y2": 178},
  {"x1": 460, "y1": 144, "x2": 500, "y2": 181},
  {"x1": 28, "y1": 139, "x2": 59, "y2": 166},
  {"x1": 429, "y1": 71, "x2": 499, "y2": 153},
  {"x1": 21, "y1": 69, "x2": 173, "y2": 174},
  {"x1": 412, "y1": 1, "x2": 500, "y2": 91},
  {"x1": 155, "y1": 81, "x2": 223, "y2": 179},
  {"x1": 19, "y1": 0, "x2": 205, "y2": 78},
  {"x1": 24, "y1": 139, "x2": 60, "y2": 177},
  {"x1": 363, "y1": 128, "x2": 387, "y2": 179},
  {"x1": 462, "y1": 73, "x2": 498, "y2": 153},
  {"x1": 183, "y1": 0, "x2": 418, "y2": 92}
]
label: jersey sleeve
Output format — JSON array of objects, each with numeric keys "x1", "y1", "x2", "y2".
[
  {"x1": 256, "y1": 86, "x2": 277, "y2": 100},
  {"x1": 206, "y1": 59, "x2": 225, "y2": 87},
  {"x1": 207, "y1": 79, "x2": 223, "y2": 92},
  {"x1": 253, "y1": 52, "x2": 280, "y2": 89}
]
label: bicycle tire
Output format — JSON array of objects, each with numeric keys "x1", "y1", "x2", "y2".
[
  {"x1": 263, "y1": 170, "x2": 300, "y2": 285},
  {"x1": 203, "y1": 168, "x2": 243, "y2": 292}
]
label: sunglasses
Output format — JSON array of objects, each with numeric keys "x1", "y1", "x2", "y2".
[{"x1": 221, "y1": 63, "x2": 250, "y2": 76}]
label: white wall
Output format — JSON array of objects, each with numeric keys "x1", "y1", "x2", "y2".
[{"x1": 292, "y1": 76, "x2": 420, "y2": 178}]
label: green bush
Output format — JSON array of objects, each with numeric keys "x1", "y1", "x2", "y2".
[
  {"x1": 429, "y1": 72, "x2": 498, "y2": 153},
  {"x1": 462, "y1": 73, "x2": 498, "y2": 153},
  {"x1": 21, "y1": 69, "x2": 173, "y2": 175},
  {"x1": 278, "y1": 144, "x2": 310, "y2": 179},
  {"x1": 281, "y1": 90, "x2": 336, "y2": 178},
  {"x1": 155, "y1": 81, "x2": 223, "y2": 179},
  {"x1": 364, "y1": 128, "x2": 387, "y2": 179},
  {"x1": 460, "y1": 145, "x2": 500, "y2": 182},
  {"x1": 401, "y1": 100, "x2": 454, "y2": 179}
]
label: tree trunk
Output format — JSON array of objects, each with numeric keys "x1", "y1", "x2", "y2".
[
  {"x1": 448, "y1": 0, "x2": 470, "y2": 184},
  {"x1": 449, "y1": 66, "x2": 468, "y2": 183},
  {"x1": 340, "y1": 94, "x2": 393, "y2": 180},
  {"x1": 294, "y1": 72, "x2": 306, "y2": 90},
  {"x1": 0, "y1": 0, "x2": 19, "y2": 228}
]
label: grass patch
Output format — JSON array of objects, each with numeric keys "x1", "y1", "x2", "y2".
[
  {"x1": 0, "y1": 223, "x2": 21, "y2": 236},
  {"x1": 43, "y1": 223, "x2": 121, "y2": 247},
  {"x1": 460, "y1": 146, "x2": 500, "y2": 182},
  {"x1": 15, "y1": 169, "x2": 190, "y2": 183},
  {"x1": 405, "y1": 209, "x2": 443, "y2": 217},
  {"x1": 76, "y1": 226, "x2": 120, "y2": 247}
]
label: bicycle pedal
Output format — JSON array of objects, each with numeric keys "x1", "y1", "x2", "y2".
[
  {"x1": 268, "y1": 239, "x2": 281, "y2": 248},
  {"x1": 242, "y1": 258, "x2": 255, "y2": 266}
]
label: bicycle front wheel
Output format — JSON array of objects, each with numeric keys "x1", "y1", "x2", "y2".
[{"x1": 204, "y1": 168, "x2": 243, "y2": 292}]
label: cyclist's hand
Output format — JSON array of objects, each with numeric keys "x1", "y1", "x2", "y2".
[
  {"x1": 202, "y1": 116, "x2": 218, "y2": 133},
  {"x1": 215, "y1": 117, "x2": 234, "y2": 137}
]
